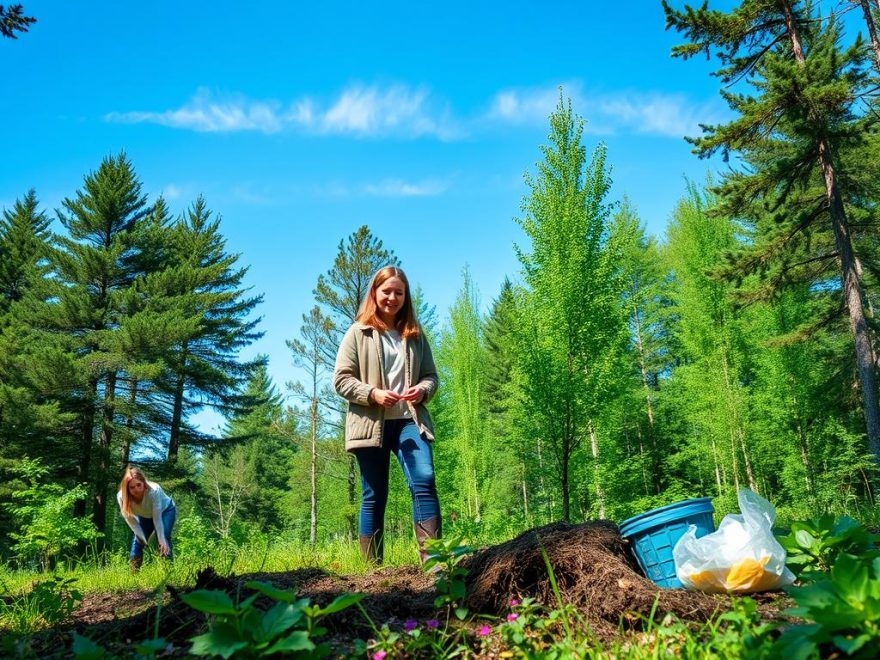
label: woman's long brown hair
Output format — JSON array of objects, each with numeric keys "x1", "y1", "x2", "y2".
[
  {"x1": 356, "y1": 266, "x2": 420, "y2": 338},
  {"x1": 118, "y1": 466, "x2": 151, "y2": 516}
]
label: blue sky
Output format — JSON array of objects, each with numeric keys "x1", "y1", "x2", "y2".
[{"x1": 3, "y1": 1, "x2": 733, "y2": 433}]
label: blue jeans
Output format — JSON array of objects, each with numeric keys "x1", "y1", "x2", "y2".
[
  {"x1": 355, "y1": 419, "x2": 441, "y2": 537},
  {"x1": 129, "y1": 504, "x2": 177, "y2": 560}
]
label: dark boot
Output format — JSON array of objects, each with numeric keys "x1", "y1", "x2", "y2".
[
  {"x1": 130, "y1": 555, "x2": 143, "y2": 574},
  {"x1": 414, "y1": 517, "x2": 441, "y2": 565},
  {"x1": 359, "y1": 530, "x2": 384, "y2": 565}
]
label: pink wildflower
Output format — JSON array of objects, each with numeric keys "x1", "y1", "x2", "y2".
[
  {"x1": 404, "y1": 618, "x2": 418, "y2": 632},
  {"x1": 478, "y1": 624, "x2": 492, "y2": 637},
  {"x1": 426, "y1": 619, "x2": 440, "y2": 629},
  {"x1": 510, "y1": 598, "x2": 521, "y2": 607},
  {"x1": 372, "y1": 651, "x2": 387, "y2": 660},
  {"x1": 507, "y1": 613, "x2": 519, "y2": 622}
]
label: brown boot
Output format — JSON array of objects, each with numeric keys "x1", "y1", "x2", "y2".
[
  {"x1": 414, "y1": 517, "x2": 441, "y2": 565},
  {"x1": 359, "y1": 530, "x2": 384, "y2": 566},
  {"x1": 130, "y1": 555, "x2": 143, "y2": 574}
]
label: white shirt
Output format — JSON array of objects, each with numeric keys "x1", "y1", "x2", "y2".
[
  {"x1": 381, "y1": 329, "x2": 411, "y2": 420},
  {"x1": 117, "y1": 481, "x2": 174, "y2": 545}
]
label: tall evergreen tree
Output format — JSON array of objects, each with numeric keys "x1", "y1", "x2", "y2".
[
  {"x1": 219, "y1": 363, "x2": 296, "y2": 533},
  {"x1": 161, "y1": 196, "x2": 264, "y2": 464},
  {"x1": 48, "y1": 153, "x2": 151, "y2": 539},
  {"x1": 664, "y1": 0, "x2": 880, "y2": 468},
  {"x1": 0, "y1": 190, "x2": 50, "y2": 315}
]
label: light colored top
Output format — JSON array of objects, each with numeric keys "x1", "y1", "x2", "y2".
[
  {"x1": 333, "y1": 322, "x2": 438, "y2": 452},
  {"x1": 116, "y1": 481, "x2": 174, "y2": 545},
  {"x1": 380, "y1": 329, "x2": 410, "y2": 420}
]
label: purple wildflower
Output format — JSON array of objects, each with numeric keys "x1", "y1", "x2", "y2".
[
  {"x1": 404, "y1": 618, "x2": 419, "y2": 632},
  {"x1": 507, "y1": 613, "x2": 519, "y2": 622},
  {"x1": 478, "y1": 624, "x2": 492, "y2": 637},
  {"x1": 426, "y1": 619, "x2": 440, "y2": 629}
]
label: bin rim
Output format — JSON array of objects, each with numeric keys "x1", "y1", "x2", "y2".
[{"x1": 618, "y1": 496, "x2": 714, "y2": 538}]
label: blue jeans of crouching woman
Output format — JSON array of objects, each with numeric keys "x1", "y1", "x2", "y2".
[
  {"x1": 354, "y1": 419, "x2": 441, "y2": 537},
  {"x1": 129, "y1": 503, "x2": 177, "y2": 560}
]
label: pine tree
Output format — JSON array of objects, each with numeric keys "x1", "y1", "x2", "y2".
[
  {"x1": 220, "y1": 363, "x2": 296, "y2": 533},
  {"x1": 664, "y1": 0, "x2": 880, "y2": 468},
  {"x1": 48, "y1": 153, "x2": 151, "y2": 538},
  {"x1": 161, "y1": 196, "x2": 264, "y2": 464}
]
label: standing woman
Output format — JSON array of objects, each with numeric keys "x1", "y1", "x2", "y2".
[
  {"x1": 334, "y1": 266, "x2": 441, "y2": 565},
  {"x1": 117, "y1": 466, "x2": 177, "y2": 571}
]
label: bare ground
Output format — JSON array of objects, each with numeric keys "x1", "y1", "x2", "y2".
[{"x1": 16, "y1": 521, "x2": 791, "y2": 657}]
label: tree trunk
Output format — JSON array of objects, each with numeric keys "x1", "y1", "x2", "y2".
[
  {"x1": 310, "y1": 395, "x2": 318, "y2": 549},
  {"x1": 93, "y1": 370, "x2": 117, "y2": 551},
  {"x1": 860, "y1": 0, "x2": 880, "y2": 72},
  {"x1": 589, "y1": 421, "x2": 605, "y2": 519},
  {"x1": 710, "y1": 435, "x2": 723, "y2": 496},
  {"x1": 783, "y1": 0, "x2": 880, "y2": 471},
  {"x1": 633, "y1": 303, "x2": 660, "y2": 493},
  {"x1": 168, "y1": 344, "x2": 188, "y2": 463},
  {"x1": 121, "y1": 378, "x2": 138, "y2": 468},
  {"x1": 521, "y1": 462, "x2": 530, "y2": 524},
  {"x1": 74, "y1": 377, "x2": 99, "y2": 518}
]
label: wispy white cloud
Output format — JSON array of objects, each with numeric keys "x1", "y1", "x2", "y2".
[
  {"x1": 107, "y1": 85, "x2": 461, "y2": 140},
  {"x1": 314, "y1": 178, "x2": 449, "y2": 198},
  {"x1": 161, "y1": 184, "x2": 183, "y2": 200},
  {"x1": 486, "y1": 84, "x2": 722, "y2": 138},
  {"x1": 362, "y1": 178, "x2": 448, "y2": 197},
  {"x1": 107, "y1": 88, "x2": 284, "y2": 133},
  {"x1": 107, "y1": 82, "x2": 721, "y2": 141}
]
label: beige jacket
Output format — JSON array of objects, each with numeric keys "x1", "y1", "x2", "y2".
[{"x1": 333, "y1": 322, "x2": 438, "y2": 452}]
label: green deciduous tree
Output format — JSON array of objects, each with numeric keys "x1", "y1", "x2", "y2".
[{"x1": 513, "y1": 95, "x2": 629, "y2": 521}]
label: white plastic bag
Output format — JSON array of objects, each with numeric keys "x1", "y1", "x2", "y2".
[{"x1": 673, "y1": 489, "x2": 796, "y2": 593}]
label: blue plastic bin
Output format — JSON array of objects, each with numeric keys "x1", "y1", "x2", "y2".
[{"x1": 618, "y1": 497, "x2": 715, "y2": 589}]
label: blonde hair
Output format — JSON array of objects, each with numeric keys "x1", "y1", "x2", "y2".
[
  {"x1": 118, "y1": 466, "x2": 151, "y2": 516},
  {"x1": 356, "y1": 266, "x2": 420, "y2": 338}
]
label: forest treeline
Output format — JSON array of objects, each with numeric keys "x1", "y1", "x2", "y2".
[{"x1": 3, "y1": 0, "x2": 880, "y2": 567}]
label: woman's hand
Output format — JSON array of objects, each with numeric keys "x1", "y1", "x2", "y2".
[
  {"x1": 371, "y1": 389, "x2": 401, "y2": 407},
  {"x1": 159, "y1": 541, "x2": 170, "y2": 557},
  {"x1": 400, "y1": 386, "x2": 424, "y2": 404}
]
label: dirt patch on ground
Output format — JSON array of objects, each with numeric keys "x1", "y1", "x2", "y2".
[
  {"x1": 464, "y1": 520, "x2": 726, "y2": 640},
  {"x1": 22, "y1": 522, "x2": 785, "y2": 656}
]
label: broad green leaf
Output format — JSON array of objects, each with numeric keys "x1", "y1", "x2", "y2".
[
  {"x1": 830, "y1": 554, "x2": 868, "y2": 604},
  {"x1": 832, "y1": 633, "x2": 872, "y2": 655},
  {"x1": 455, "y1": 606, "x2": 468, "y2": 620},
  {"x1": 794, "y1": 529, "x2": 817, "y2": 551},
  {"x1": 263, "y1": 630, "x2": 315, "y2": 654},
  {"x1": 245, "y1": 580, "x2": 300, "y2": 604},
  {"x1": 72, "y1": 633, "x2": 105, "y2": 660},
  {"x1": 257, "y1": 602, "x2": 303, "y2": 641},
  {"x1": 134, "y1": 638, "x2": 167, "y2": 655},
  {"x1": 189, "y1": 622, "x2": 247, "y2": 659},
  {"x1": 315, "y1": 592, "x2": 365, "y2": 616},
  {"x1": 181, "y1": 589, "x2": 238, "y2": 616}
]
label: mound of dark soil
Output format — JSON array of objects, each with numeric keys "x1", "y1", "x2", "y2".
[
  {"x1": 24, "y1": 523, "x2": 768, "y2": 656},
  {"x1": 463, "y1": 520, "x2": 725, "y2": 639}
]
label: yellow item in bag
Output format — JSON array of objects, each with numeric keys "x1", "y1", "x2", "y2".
[{"x1": 688, "y1": 556, "x2": 773, "y2": 593}]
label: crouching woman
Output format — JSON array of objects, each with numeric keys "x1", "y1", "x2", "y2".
[{"x1": 117, "y1": 466, "x2": 177, "y2": 571}]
